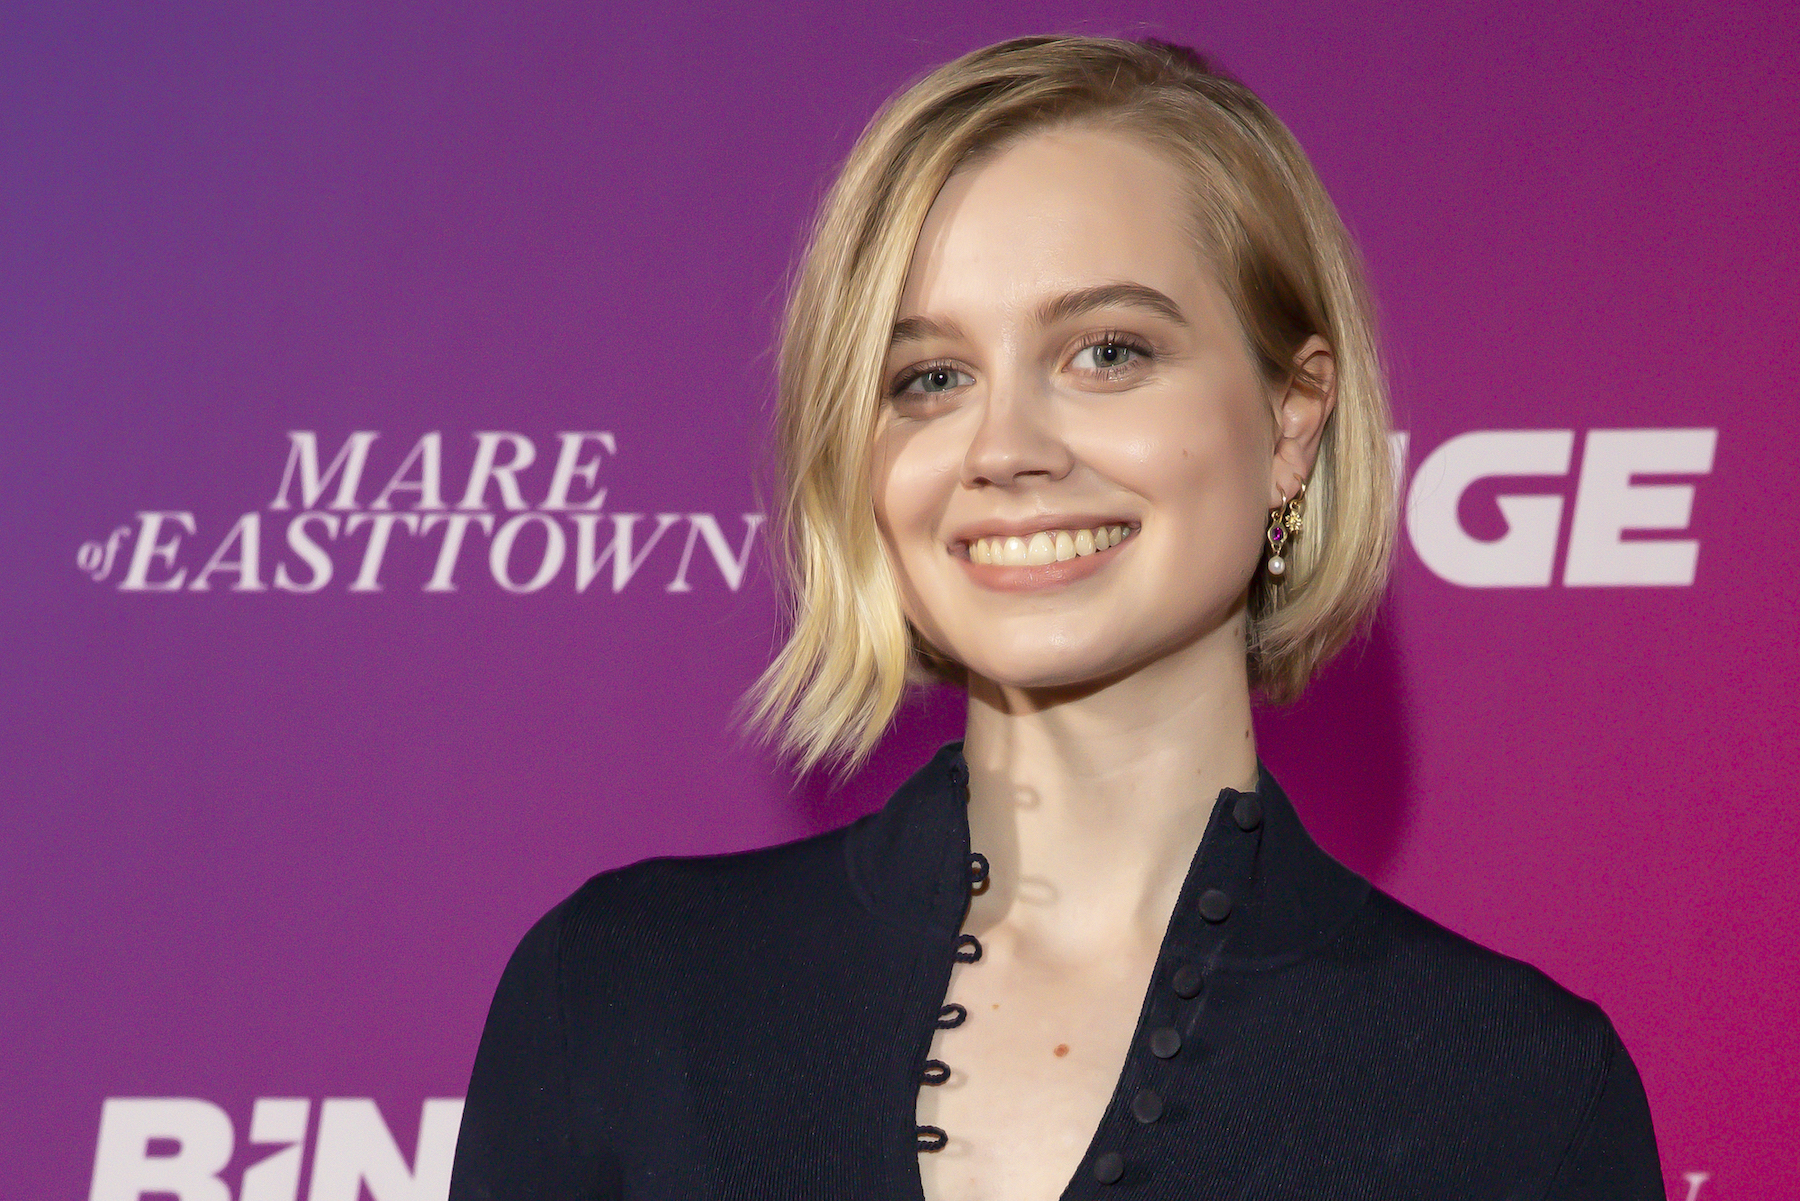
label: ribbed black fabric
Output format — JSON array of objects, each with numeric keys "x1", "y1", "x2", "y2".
[{"x1": 449, "y1": 742, "x2": 1665, "y2": 1200}]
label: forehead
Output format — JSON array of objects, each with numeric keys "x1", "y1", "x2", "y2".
[{"x1": 898, "y1": 124, "x2": 1207, "y2": 320}]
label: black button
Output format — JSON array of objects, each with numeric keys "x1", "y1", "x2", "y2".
[
  {"x1": 1171, "y1": 963, "x2": 1203, "y2": 998},
  {"x1": 1232, "y1": 795, "x2": 1263, "y2": 831},
  {"x1": 1131, "y1": 1088, "x2": 1163, "y2": 1124},
  {"x1": 1199, "y1": 888, "x2": 1233, "y2": 922},
  {"x1": 1093, "y1": 1151, "x2": 1124, "y2": 1184},
  {"x1": 1149, "y1": 1026, "x2": 1181, "y2": 1058}
]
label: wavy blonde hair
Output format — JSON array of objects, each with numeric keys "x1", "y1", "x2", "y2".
[{"x1": 748, "y1": 35, "x2": 1396, "y2": 773}]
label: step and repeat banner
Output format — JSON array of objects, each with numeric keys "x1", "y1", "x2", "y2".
[{"x1": 4, "y1": 2, "x2": 1795, "y2": 1198}]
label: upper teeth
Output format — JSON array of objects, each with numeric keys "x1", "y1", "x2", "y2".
[{"x1": 969, "y1": 525, "x2": 1134, "y2": 566}]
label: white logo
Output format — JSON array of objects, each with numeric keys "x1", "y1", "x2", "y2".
[
  {"x1": 90, "y1": 1097, "x2": 461, "y2": 1201},
  {"x1": 1396, "y1": 428, "x2": 1714, "y2": 586},
  {"x1": 1679, "y1": 1173, "x2": 1712, "y2": 1200},
  {"x1": 75, "y1": 430, "x2": 764, "y2": 595}
]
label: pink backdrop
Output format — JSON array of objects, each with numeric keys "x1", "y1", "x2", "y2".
[{"x1": 3, "y1": 2, "x2": 1796, "y2": 1197}]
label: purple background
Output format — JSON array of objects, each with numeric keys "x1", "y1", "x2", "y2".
[{"x1": 4, "y1": 1, "x2": 1796, "y2": 1196}]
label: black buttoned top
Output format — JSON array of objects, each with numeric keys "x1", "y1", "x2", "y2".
[{"x1": 449, "y1": 743, "x2": 1666, "y2": 1199}]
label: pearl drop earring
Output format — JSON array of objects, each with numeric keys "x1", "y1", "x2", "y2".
[{"x1": 1265, "y1": 479, "x2": 1307, "y2": 578}]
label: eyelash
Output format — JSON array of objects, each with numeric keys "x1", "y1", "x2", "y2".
[
  {"x1": 886, "y1": 360, "x2": 964, "y2": 399},
  {"x1": 885, "y1": 330, "x2": 1156, "y2": 399},
  {"x1": 1069, "y1": 329, "x2": 1155, "y2": 378}
]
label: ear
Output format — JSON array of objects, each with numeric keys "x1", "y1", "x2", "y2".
[{"x1": 1268, "y1": 335, "x2": 1336, "y2": 507}]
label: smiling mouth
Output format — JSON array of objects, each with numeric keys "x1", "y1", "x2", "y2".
[{"x1": 964, "y1": 523, "x2": 1138, "y2": 566}]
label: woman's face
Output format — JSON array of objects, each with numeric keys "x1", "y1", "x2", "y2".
[{"x1": 872, "y1": 123, "x2": 1316, "y2": 692}]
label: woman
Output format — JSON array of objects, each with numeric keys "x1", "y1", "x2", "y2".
[{"x1": 449, "y1": 35, "x2": 1665, "y2": 1200}]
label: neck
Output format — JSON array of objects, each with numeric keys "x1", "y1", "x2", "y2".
[{"x1": 960, "y1": 608, "x2": 1258, "y2": 959}]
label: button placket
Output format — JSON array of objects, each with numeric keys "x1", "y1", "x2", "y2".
[
  {"x1": 1188, "y1": 791, "x2": 1262, "y2": 958},
  {"x1": 1085, "y1": 788, "x2": 1264, "y2": 1189},
  {"x1": 1182, "y1": 793, "x2": 1261, "y2": 1016},
  {"x1": 916, "y1": 758, "x2": 986, "y2": 1160}
]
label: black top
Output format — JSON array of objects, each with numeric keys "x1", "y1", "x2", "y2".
[{"x1": 449, "y1": 743, "x2": 1665, "y2": 1199}]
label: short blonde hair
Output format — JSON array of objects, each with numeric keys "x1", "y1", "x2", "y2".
[{"x1": 749, "y1": 35, "x2": 1396, "y2": 772}]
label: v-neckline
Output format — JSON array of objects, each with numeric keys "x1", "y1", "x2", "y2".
[{"x1": 840, "y1": 741, "x2": 1370, "y2": 1200}]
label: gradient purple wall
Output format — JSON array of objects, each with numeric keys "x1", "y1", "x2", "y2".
[{"x1": 3, "y1": 2, "x2": 1796, "y2": 1197}]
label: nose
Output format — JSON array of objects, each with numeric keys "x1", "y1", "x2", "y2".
[{"x1": 960, "y1": 371, "x2": 1075, "y2": 489}]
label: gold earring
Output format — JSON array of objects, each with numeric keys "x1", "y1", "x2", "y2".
[{"x1": 1266, "y1": 479, "x2": 1306, "y2": 578}]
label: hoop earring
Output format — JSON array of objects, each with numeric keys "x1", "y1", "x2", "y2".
[{"x1": 1265, "y1": 479, "x2": 1307, "y2": 579}]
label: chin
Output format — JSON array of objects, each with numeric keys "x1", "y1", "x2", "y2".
[
  {"x1": 942, "y1": 600, "x2": 1247, "y2": 696},
  {"x1": 955, "y1": 635, "x2": 1142, "y2": 695}
]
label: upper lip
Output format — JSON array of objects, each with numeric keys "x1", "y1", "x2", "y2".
[{"x1": 947, "y1": 515, "x2": 1139, "y2": 546}]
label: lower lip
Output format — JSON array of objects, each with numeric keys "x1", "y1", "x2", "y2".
[{"x1": 954, "y1": 536, "x2": 1133, "y2": 592}]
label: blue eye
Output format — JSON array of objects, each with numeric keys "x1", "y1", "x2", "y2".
[{"x1": 902, "y1": 366, "x2": 974, "y2": 394}]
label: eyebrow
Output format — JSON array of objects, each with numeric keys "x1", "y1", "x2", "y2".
[
  {"x1": 1034, "y1": 282, "x2": 1189, "y2": 329},
  {"x1": 888, "y1": 282, "x2": 1188, "y2": 347},
  {"x1": 889, "y1": 314, "x2": 965, "y2": 346}
]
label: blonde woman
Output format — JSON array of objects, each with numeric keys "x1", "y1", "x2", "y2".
[{"x1": 450, "y1": 36, "x2": 1664, "y2": 1200}]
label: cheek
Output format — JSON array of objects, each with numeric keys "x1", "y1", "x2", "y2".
[
  {"x1": 1096, "y1": 394, "x2": 1269, "y2": 521},
  {"x1": 871, "y1": 426, "x2": 953, "y2": 565},
  {"x1": 871, "y1": 428, "x2": 963, "y2": 647}
]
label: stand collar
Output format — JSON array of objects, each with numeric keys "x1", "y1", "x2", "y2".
[{"x1": 842, "y1": 741, "x2": 1371, "y2": 970}]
